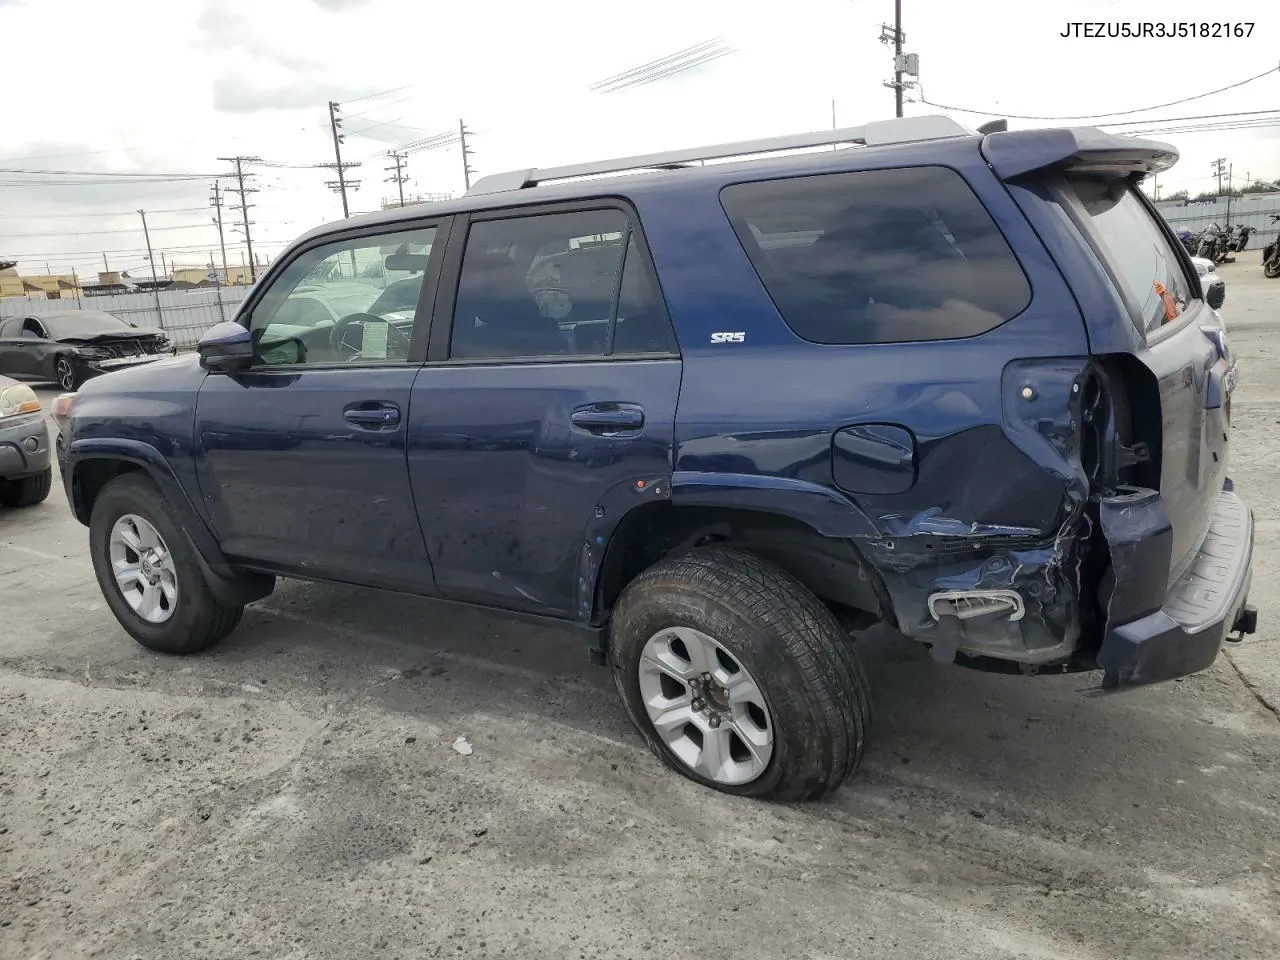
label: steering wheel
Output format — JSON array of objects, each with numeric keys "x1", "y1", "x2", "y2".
[{"x1": 328, "y1": 312, "x2": 412, "y2": 361}]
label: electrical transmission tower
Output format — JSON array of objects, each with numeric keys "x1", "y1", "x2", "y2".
[
  {"x1": 385, "y1": 150, "x2": 409, "y2": 207},
  {"x1": 458, "y1": 119, "x2": 475, "y2": 190},
  {"x1": 322, "y1": 100, "x2": 363, "y2": 217},
  {"x1": 217, "y1": 155, "x2": 261, "y2": 282}
]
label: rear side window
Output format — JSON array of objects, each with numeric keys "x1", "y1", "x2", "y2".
[
  {"x1": 1064, "y1": 175, "x2": 1192, "y2": 333},
  {"x1": 719, "y1": 166, "x2": 1031, "y2": 344}
]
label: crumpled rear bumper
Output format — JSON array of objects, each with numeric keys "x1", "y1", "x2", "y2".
[{"x1": 1097, "y1": 485, "x2": 1254, "y2": 688}]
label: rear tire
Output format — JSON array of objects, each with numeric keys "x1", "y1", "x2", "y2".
[
  {"x1": 1265, "y1": 258, "x2": 1280, "y2": 279},
  {"x1": 0, "y1": 468, "x2": 52, "y2": 508},
  {"x1": 609, "y1": 546, "x2": 871, "y2": 801},
  {"x1": 89, "y1": 473, "x2": 243, "y2": 654}
]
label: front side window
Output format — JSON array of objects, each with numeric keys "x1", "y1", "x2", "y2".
[
  {"x1": 720, "y1": 166, "x2": 1032, "y2": 344},
  {"x1": 248, "y1": 225, "x2": 437, "y2": 366},
  {"x1": 450, "y1": 208, "x2": 674, "y2": 360},
  {"x1": 1065, "y1": 175, "x2": 1193, "y2": 333}
]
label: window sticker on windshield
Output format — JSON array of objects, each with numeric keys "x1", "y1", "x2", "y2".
[{"x1": 362, "y1": 321, "x2": 389, "y2": 359}]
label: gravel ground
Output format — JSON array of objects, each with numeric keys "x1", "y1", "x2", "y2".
[{"x1": 2, "y1": 262, "x2": 1279, "y2": 960}]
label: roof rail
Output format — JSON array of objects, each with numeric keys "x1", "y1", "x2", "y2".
[{"x1": 465, "y1": 115, "x2": 975, "y2": 196}]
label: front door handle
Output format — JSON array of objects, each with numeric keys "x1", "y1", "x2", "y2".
[
  {"x1": 570, "y1": 403, "x2": 645, "y2": 436},
  {"x1": 344, "y1": 401, "x2": 401, "y2": 429}
]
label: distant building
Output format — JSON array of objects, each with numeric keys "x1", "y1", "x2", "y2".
[{"x1": 0, "y1": 265, "x2": 80, "y2": 300}]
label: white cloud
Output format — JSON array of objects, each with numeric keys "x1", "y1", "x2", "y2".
[{"x1": 0, "y1": 0, "x2": 1278, "y2": 274}]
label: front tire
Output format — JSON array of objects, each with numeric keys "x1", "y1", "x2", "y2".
[
  {"x1": 609, "y1": 546, "x2": 872, "y2": 802},
  {"x1": 1265, "y1": 258, "x2": 1280, "y2": 279},
  {"x1": 89, "y1": 473, "x2": 243, "y2": 654},
  {"x1": 0, "y1": 468, "x2": 52, "y2": 507},
  {"x1": 55, "y1": 356, "x2": 79, "y2": 391}
]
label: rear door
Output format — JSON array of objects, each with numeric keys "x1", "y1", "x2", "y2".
[
  {"x1": 1060, "y1": 175, "x2": 1231, "y2": 578},
  {"x1": 407, "y1": 202, "x2": 681, "y2": 618}
]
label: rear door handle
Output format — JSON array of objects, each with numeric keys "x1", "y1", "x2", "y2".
[
  {"x1": 570, "y1": 403, "x2": 645, "y2": 435},
  {"x1": 344, "y1": 401, "x2": 401, "y2": 429}
]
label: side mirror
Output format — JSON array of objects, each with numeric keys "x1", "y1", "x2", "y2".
[{"x1": 198, "y1": 321, "x2": 254, "y2": 373}]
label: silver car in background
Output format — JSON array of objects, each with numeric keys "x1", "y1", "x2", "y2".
[{"x1": 0, "y1": 375, "x2": 52, "y2": 508}]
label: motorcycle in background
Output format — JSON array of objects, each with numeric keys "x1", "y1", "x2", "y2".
[
  {"x1": 1262, "y1": 215, "x2": 1280, "y2": 279},
  {"x1": 1228, "y1": 224, "x2": 1252, "y2": 253}
]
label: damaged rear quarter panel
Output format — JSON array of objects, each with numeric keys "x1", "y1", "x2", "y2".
[{"x1": 643, "y1": 147, "x2": 1102, "y2": 662}]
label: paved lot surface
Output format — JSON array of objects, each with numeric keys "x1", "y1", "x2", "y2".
[{"x1": 3, "y1": 265, "x2": 1280, "y2": 960}]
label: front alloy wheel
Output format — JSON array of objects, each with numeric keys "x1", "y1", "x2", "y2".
[
  {"x1": 109, "y1": 513, "x2": 179, "y2": 623},
  {"x1": 638, "y1": 626, "x2": 774, "y2": 786}
]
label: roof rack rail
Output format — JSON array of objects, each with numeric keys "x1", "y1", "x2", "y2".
[{"x1": 465, "y1": 115, "x2": 975, "y2": 196}]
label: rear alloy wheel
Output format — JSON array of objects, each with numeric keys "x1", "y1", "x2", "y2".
[
  {"x1": 90, "y1": 473, "x2": 243, "y2": 654},
  {"x1": 637, "y1": 626, "x2": 774, "y2": 786},
  {"x1": 610, "y1": 546, "x2": 872, "y2": 801},
  {"x1": 55, "y1": 356, "x2": 79, "y2": 391},
  {"x1": 0, "y1": 468, "x2": 52, "y2": 508}
]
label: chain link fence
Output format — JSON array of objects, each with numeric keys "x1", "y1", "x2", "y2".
[{"x1": 0, "y1": 286, "x2": 252, "y2": 349}]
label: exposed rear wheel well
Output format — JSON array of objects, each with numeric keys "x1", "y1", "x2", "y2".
[
  {"x1": 594, "y1": 503, "x2": 886, "y2": 627},
  {"x1": 72, "y1": 459, "x2": 145, "y2": 524}
]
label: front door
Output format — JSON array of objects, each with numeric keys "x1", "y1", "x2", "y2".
[
  {"x1": 194, "y1": 220, "x2": 447, "y2": 592},
  {"x1": 408, "y1": 205, "x2": 682, "y2": 617}
]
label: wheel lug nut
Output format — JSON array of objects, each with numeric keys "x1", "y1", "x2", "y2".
[
  {"x1": 692, "y1": 698, "x2": 704, "y2": 711},
  {"x1": 708, "y1": 714, "x2": 721, "y2": 728}
]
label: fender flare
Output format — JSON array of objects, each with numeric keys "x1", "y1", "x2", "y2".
[
  {"x1": 67, "y1": 437, "x2": 273, "y2": 606},
  {"x1": 577, "y1": 470, "x2": 881, "y2": 627},
  {"x1": 669, "y1": 471, "x2": 879, "y2": 538}
]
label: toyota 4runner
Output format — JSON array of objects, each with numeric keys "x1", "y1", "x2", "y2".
[{"x1": 52, "y1": 116, "x2": 1257, "y2": 801}]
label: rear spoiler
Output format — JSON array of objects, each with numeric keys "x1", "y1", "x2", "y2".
[{"x1": 980, "y1": 126, "x2": 1178, "y2": 181}]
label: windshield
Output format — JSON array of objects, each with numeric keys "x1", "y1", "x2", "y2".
[{"x1": 43, "y1": 314, "x2": 134, "y2": 338}]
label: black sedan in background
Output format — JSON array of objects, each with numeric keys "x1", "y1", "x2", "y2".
[{"x1": 0, "y1": 310, "x2": 175, "y2": 390}]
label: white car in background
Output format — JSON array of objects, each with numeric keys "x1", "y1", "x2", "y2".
[{"x1": 1191, "y1": 256, "x2": 1226, "y2": 311}]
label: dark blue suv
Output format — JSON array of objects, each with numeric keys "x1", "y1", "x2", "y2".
[{"x1": 53, "y1": 116, "x2": 1257, "y2": 800}]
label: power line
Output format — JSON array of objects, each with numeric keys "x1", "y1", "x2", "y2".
[
  {"x1": 0, "y1": 206, "x2": 208, "y2": 219},
  {"x1": 0, "y1": 166, "x2": 222, "y2": 178},
  {"x1": 590, "y1": 38, "x2": 737, "y2": 94},
  {"x1": 342, "y1": 83, "x2": 414, "y2": 105},
  {"x1": 0, "y1": 222, "x2": 214, "y2": 240},
  {"x1": 1098, "y1": 107, "x2": 1280, "y2": 129},
  {"x1": 913, "y1": 65, "x2": 1279, "y2": 121}
]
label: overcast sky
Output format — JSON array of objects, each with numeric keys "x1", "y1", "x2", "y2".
[{"x1": 2, "y1": 0, "x2": 1278, "y2": 276}]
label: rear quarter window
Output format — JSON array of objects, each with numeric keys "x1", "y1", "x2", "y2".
[
  {"x1": 1062, "y1": 175, "x2": 1193, "y2": 334},
  {"x1": 719, "y1": 166, "x2": 1032, "y2": 345}
]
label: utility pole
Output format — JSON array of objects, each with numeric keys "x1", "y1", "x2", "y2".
[
  {"x1": 1211, "y1": 157, "x2": 1227, "y2": 195},
  {"x1": 71, "y1": 266, "x2": 81, "y2": 307},
  {"x1": 138, "y1": 209, "x2": 163, "y2": 323},
  {"x1": 893, "y1": 0, "x2": 903, "y2": 118},
  {"x1": 102, "y1": 253, "x2": 109, "y2": 272},
  {"x1": 321, "y1": 101, "x2": 363, "y2": 217},
  {"x1": 161, "y1": 252, "x2": 169, "y2": 278},
  {"x1": 1226, "y1": 162, "x2": 1234, "y2": 226},
  {"x1": 210, "y1": 181, "x2": 230, "y2": 285},
  {"x1": 210, "y1": 248, "x2": 226, "y2": 321},
  {"x1": 459, "y1": 118, "x2": 475, "y2": 190},
  {"x1": 880, "y1": 2, "x2": 913, "y2": 118},
  {"x1": 385, "y1": 150, "x2": 409, "y2": 207},
  {"x1": 218, "y1": 155, "x2": 260, "y2": 282}
]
